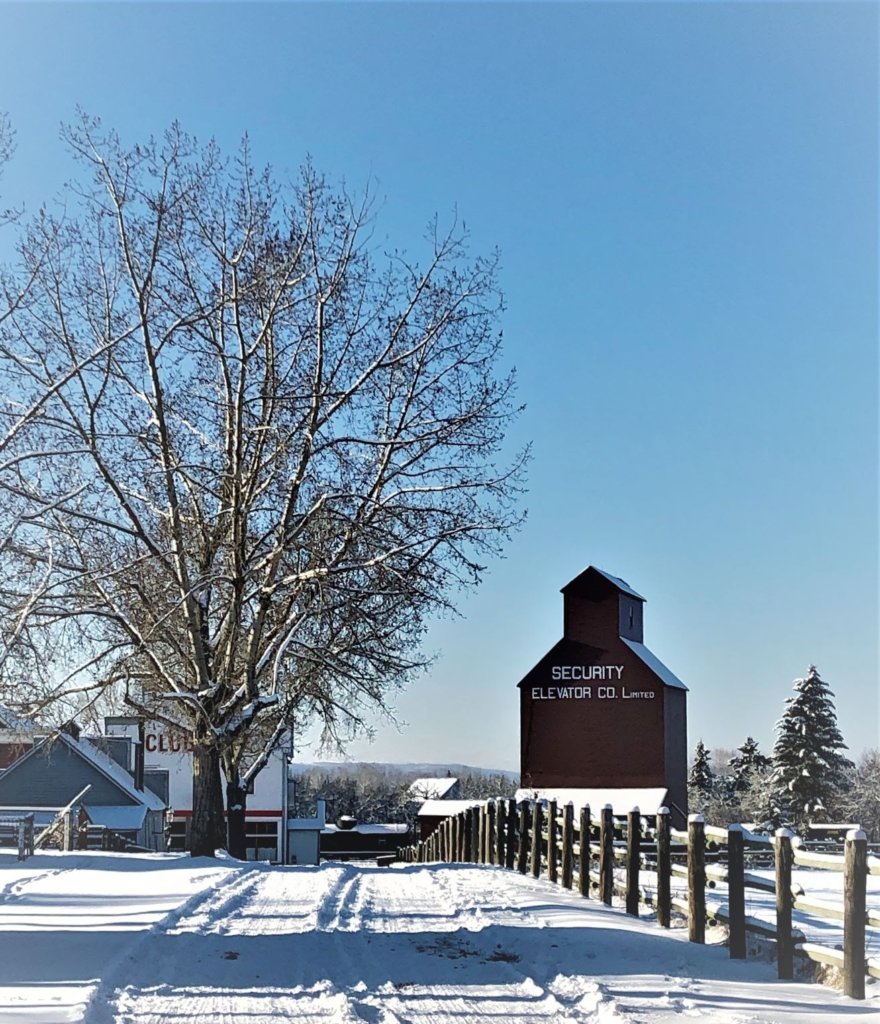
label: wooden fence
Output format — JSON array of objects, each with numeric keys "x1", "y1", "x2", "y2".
[
  {"x1": 0, "y1": 813, "x2": 35, "y2": 860},
  {"x1": 398, "y1": 799, "x2": 879, "y2": 1000}
]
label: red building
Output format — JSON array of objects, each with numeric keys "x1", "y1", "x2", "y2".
[{"x1": 518, "y1": 566, "x2": 688, "y2": 825}]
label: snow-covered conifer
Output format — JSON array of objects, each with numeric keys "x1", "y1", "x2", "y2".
[
  {"x1": 770, "y1": 665, "x2": 853, "y2": 828},
  {"x1": 728, "y1": 736, "x2": 771, "y2": 793},
  {"x1": 688, "y1": 739, "x2": 715, "y2": 799}
]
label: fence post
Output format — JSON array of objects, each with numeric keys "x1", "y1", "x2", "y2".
[
  {"x1": 727, "y1": 824, "x2": 746, "y2": 959},
  {"x1": 688, "y1": 814, "x2": 706, "y2": 944},
  {"x1": 774, "y1": 828, "x2": 794, "y2": 979},
  {"x1": 561, "y1": 803, "x2": 574, "y2": 889},
  {"x1": 66, "y1": 808, "x2": 79, "y2": 851},
  {"x1": 485, "y1": 801, "x2": 496, "y2": 864},
  {"x1": 547, "y1": 799, "x2": 558, "y2": 884},
  {"x1": 657, "y1": 807, "x2": 671, "y2": 927},
  {"x1": 517, "y1": 802, "x2": 529, "y2": 873},
  {"x1": 578, "y1": 805, "x2": 591, "y2": 898},
  {"x1": 626, "y1": 808, "x2": 641, "y2": 916},
  {"x1": 530, "y1": 801, "x2": 543, "y2": 879},
  {"x1": 599, "y1": 805, "x2": 614, "y2": 906},
  {"x1": 496, "y1": 799, "x2": 507, "y2": 867},
  {"x1": 506, "y1": 798, "x2": 517, "y2": 869},
  {"x1": 844, "y1": 828, "x2": 867, "y2": 1000}
]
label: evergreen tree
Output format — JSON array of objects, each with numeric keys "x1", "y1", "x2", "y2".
[
  {"x1": 771, "y1": 665, "x2": 853, "y2": 828},
  {"x1": 688, "y1": 739, "x2": 715, "y2": 798},
  {"x1": 728, "y1": 736, "x2": 772, "y2": 793}
]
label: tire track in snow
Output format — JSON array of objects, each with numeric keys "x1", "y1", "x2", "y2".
[
  {"x1": 314, "y1": 862, "x2": 362, "y2": 932},
  {"x1": 106, "y1": 866, "x2": 371, "y2": 1024},
  {"x1": 81, "y1": 863, "x2": 247, "y2": 1024},
  {"x1": 80, "y1": 862, "x2": 840, "y2": 1024},
  {"x1": 341, "y1": 867, "x2": 578, "y2": 1024}
]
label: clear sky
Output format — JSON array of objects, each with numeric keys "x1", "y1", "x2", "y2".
[{"x1": 0, "y1": 2, "x2": 876, "y2": 770}]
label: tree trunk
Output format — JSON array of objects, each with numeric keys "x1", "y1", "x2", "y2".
[
  {"x1": 190, "y1": 743, "x2": 225, "y2": 857},
  {"x1": 226, "y1": 779, "x2": 248, "y2": 861}
]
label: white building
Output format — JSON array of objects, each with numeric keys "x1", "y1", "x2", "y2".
[{"x1": 105, "y1": 717, "x2": 291, "y2": 861}]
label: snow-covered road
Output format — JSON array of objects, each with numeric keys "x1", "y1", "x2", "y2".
[{"x1": 1, "y1": 851, "x2": 878, "y2": 1024}]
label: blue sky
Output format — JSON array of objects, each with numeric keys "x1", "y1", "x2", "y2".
[{"x1": 0, "y1": 2, "x2": 876, "y2": 769}]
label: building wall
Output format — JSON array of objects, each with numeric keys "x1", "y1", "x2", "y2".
[
  {"x1": 0, "y1": 738, "x2": 31, "y2": 769},
  {"x1": 520, "y1": 639, "x2": 667, "y2": 789},
  {"x1": 562, "y1": 594, "x2": 618, "y2": 647},
  {"x1": 0, "y1": 739, "x2": 137, "y2": 807},
  {"x1": 663, "y1": 689, "x2": 688, "y2": 820},
  {"x1": 618, "y1": 596, "x2": 644, "y2": 643},
  {"x1": 140, "y1": 721, "x2": 289, "y2": 860}
]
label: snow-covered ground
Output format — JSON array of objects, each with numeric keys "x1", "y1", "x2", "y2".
[
  {"x1": 640, "y1": 860, "x2": 880, "y2": 956},
  {"x1": 1, "y1": 850, "x2": 878, "y2": 1024}
]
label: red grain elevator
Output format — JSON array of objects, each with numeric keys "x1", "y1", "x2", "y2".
[{"x1": 518, "y1": 566, "x2": 687, "y2": 825}]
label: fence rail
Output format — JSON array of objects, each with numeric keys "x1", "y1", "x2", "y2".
[
  {"x1": 398, "y1": 801, "x2": 876, "y2": 1001},
  {"x1": 0, "y1": 814, "x2": 35, "y2": 860}
]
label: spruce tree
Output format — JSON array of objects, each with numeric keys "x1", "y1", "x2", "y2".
[
  {"x1": 728, "y1": 737, "x2": 772, "y2": 793},
  {"x1": 688, "y1": 739, "x2": 715, "y2": 798},
  {"x1": 771, "y1": 665, "x2": 853, "y2": 828}
]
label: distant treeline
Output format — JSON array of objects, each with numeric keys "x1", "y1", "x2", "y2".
[{"x1": 291, "y1": 765, "x2": 517, "y2": 826}]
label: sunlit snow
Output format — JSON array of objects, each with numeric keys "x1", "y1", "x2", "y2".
[{"x1": 1, "y1": 849, "x2": 877, "y2": 1023}]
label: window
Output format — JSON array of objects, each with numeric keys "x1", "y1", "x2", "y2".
[
  {"x1": 166, "y1": 818, "x2": 188, "y2": 853},
  {"x1": 245, "y1": 820, "x2": 278, "y2": 862}
]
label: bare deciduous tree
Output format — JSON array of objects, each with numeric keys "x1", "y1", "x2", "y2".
[{"x1": 0, "y1": 115, "x2": 526, "y2": 856}]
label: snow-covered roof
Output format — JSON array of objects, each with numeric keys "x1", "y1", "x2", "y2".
[
  {"x1": 83, "y1": 804, "x2": 149, "y2": 831},
  {"x1": 417, "y1": 799, "x2": 484, "y2": 818},
  {"x1": 563, "y1": 566, "x2": 645, "y2": 601},
  {"x1": 322, "y1": 823, "x2": 410, "y2": 835},
  {"x1": 288, "y1": 818, "x2": 325, "y2": 831},
  {"x1": 590, "y1": 568, "x2": 645, "y2": 601},
  {"x1": 408, "y1": 777, "x2": 459, "y2": 800},
  {"x1": 514, "y1": 787, "x2": 669, "y2": 814},
  {"x1": 71, "y1": 735, "x2": 166, "y2": 811},
  {"x1": 621, "y1": 639, "x2": 688, "y2": 690},
  {"x1": 21, "y1": 732, "x2": 167, "y2": 812},
  {"x1": 0, "y1": 704, "x2": 36, "y2": 732}
]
